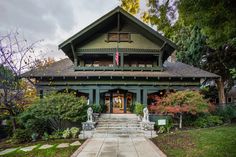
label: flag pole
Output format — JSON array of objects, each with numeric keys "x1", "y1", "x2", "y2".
[{"x1": 115, "y1": 41, "x2": 119, "y2": 66}]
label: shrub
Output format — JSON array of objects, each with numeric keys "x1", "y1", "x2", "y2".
[
  {"x1": 155, "y1": 117, "x2": 173, "y2": 133},
  {"x1": 194, "y1": 115, "x2": 223, "y2": 128},
  {"x1": 130, "y1": 103, "x2": 135, "y2": 113},
  {"x1": 214, "y1": 105, "x2": 236, "y2": 123},
  {"x1": 91, "y1": 104, "x2": 102, "y2": 113},
  {"x1": 31, "y1": 133, "x2": 39, "y2": 142},
  {"x1": 70, "y1": 127, "x2": 80, "y2": 138},
  {"x1": 157, "y1": 126, "x2": 166, "y2": 134},
  {"x1": 12, "y1": 129, "x2": 31, "y2": 144},
  {"x1": 100, "y1": 104, "x2": 108, "y2": 113},
  {"x1": 134, "y1": 102, "x2": 144, "y2": 116},
  {"x1": 42, "y1": 132, "x2": 49, "y2": 141},
  {"x1": 18, "y1": 92, "x2": 88, "y2": 133},
  {"x1": 18, "y1": 112, "x2": 48, "y2": 136},
  {"x1": 62, "y1": 128, "x2": 71, "y2": 139},
  {"x1": 49, "y1": 130, "x2": 63, "y2": 139}
]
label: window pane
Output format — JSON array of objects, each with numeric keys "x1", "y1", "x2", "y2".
[
  {"x1": 119, "y1": 33, "x2": 129, "y2": 41},
  {"x1": 108, "y1": 33, "x2": 118, "y2": 41}
]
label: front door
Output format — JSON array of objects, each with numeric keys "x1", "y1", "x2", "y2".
[
  {"x1": 104, "y1": 91, "x2": 133, "y2": 113},
  {"x1": 112, "y1": 93, "x2": 125, "y2": 113}
]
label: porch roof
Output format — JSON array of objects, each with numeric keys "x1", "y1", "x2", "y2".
[{"x1": 22, "y1": 58, "x2": 219, "y2": 79}]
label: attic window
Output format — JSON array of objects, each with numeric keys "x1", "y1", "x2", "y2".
[{"x1": 107, "y1": 32, "x2": 131, "y2": 42}]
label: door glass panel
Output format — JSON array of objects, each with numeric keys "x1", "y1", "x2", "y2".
[
  {"x1": 113, "y1": 93, "x2": 124, "y2": 113},
  {"x1": 105, "y1": 93, "x2": 110, "y2": 113}
]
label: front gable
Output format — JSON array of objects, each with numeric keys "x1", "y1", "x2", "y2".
[
  {"x1": 78, "y1": 32, "x2": 160, "y2": 50},
  {"x1": 59, "y1": 6, "x2": 177, "y2": 64}
]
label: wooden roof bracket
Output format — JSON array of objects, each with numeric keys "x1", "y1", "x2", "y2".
[{"x1": 70, "y1": 42, "x2": 77, "y2": 66}]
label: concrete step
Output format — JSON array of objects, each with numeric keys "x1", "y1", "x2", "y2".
[
  {"x1": 97, "y1": 122, "x2": 140, "y2": 125},
  {"x1": 99, "y1": 114, "x2": 138, "y2": 118},
  {"x1": 94, "y1": 129, "x2": 143, "y2": 134},
  {"x1": 98, "y1": 119, "x2": 139, "y2": 121},
  {"x1": 96, "y1": 125, "x2": 140, "y2": 129},
  {"x1": 92, "y1": 133, "x2": 144, "y2": 138},
  {"x1": 95, "y1": 127, "x2": 141, "y2": 131},
  {"x1": 92, "y1": 114, "x2": 145, "y2": 138}
]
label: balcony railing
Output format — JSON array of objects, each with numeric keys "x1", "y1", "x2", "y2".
[{"x1": 74, "y1": 66, "x2": 163, "y2": 71}]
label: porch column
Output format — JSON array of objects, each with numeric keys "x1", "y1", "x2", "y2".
[
  {"x1": 88, "y1": 89, "x2": 93, "y2": 105},
  {"x1": 121, "y1": 52, "x2": 124, "y2": 67},
  {"x1": 113, "y1": 52, "x2": 116, "y2": 67},
  {"x1": 124, "y1": 92, "x2": 127, "y2": 113},
  {"x1": 136, "y1": 89, "x2": 141, "y2": 103},
  {"x1": 110, "y1": 92, "x2": 113, "y2": 113},
  {"x1": 143, "y1": 89, "x2": 147, "y2": 106},
  {"x1": 95, "y1": 88, "x2": 100, "y2": 105}
]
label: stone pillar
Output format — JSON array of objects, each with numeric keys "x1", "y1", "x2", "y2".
[{"x1": 95, "y1": 88, "x2": 100, "y2": 105}]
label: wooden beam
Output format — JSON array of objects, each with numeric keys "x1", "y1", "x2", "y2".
[
  {"x1": 70, "y1": 43, "x2": 77, "y2": 66},
  {"x1": 160, "y1": 42, "x2": 166, "y2": 51},
  {"x1": 117, "y1": 12, "x2": 120, "y2": 31}
]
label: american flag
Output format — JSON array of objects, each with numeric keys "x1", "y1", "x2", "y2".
[{"x1": 115, "y1": 49, "x2": 119, "y2": 65}]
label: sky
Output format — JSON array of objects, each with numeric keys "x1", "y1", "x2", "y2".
[{"x1": 0, "y1": 0, "x2": 126, "y2": 60}]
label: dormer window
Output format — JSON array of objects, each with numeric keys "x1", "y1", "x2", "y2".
[{"x1": 107, "y1": 32, "x2": 131, "y2": 42}]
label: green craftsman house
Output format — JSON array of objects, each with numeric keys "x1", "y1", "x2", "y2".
[{"x1": 22, "y1": 7, "x2": 219, "y2": 113}]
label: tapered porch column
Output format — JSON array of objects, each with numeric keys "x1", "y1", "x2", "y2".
[
  {"x1": 95, "y1": 88, "x2": 100, "y2": 105},
  {"x1": 110, "y1": 92, "x2": 113, "y2": 113},
  {"x1": 136, "y1": 89, "x2": 141, "y2": 103},
  {"x1": 143, "y1": 89, "x2": 147, "y2": 106},
  {"x1": 88, "y1": 89, "x2": 93, "y2": 105},
  {"x1": 124, "y1": 92, "x2": 127, "y2": 113}
]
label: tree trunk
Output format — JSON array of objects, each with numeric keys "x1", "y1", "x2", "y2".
[
  {"x1": 179, "y1": 113, "x2": 182, "y2": 129},
  {"x1": 11, "y1": 117, "x2": 17, "y2": 131},
  {"x1": 216, "y1": 78, "x2": 226, "y2": 105}
]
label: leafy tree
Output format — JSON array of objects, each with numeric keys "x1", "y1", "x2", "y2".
[
  {"x1": 121, "y1": 0, "x2": 140, "y2": 15},
  {"x1": 157, "y1": 90, "x2": 209, "y2": 129},
  {"x1": 174, "y1": 25, "x2": 207, "y2": 67},
  {"x1": 230, "y1": 68, "x2": 236, "y2": 79},
  {"x1": 121, "y1": 0, "x2": 236, "y2": 104},
  {"x1": 0, "y1": 31, "x2": 40, "y2": 130},
  {"x1": 122, "y1": 0, "x2": 178, "y2": 38},
  {"x1": 179, "y1": 0, "x2": 236, "y2": 104},
  {"x1": 178, "y1": 0, "x2": 236, "y2": 48},
  {"x1": 33, "y1": 57, "x2": 55, "y2": 69}
]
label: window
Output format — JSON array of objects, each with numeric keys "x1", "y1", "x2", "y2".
[
  {"x1": 228, "y1": 97, "x2": 232, "y2": 103},
  {"x1": 107, "y1": 32, "x2": 130, "y2": 42}
]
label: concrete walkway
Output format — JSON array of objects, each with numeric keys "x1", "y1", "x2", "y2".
[{"x1": 71, "y1": 136, "x2": 166, "y2": 157}]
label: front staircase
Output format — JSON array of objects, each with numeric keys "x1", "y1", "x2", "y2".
[
  {"x1": 93, "y1": 114, "x2": 144, "y2": 137},
  {"x1": 79, "y1": 113, "x2": 157, "y2": 139}
]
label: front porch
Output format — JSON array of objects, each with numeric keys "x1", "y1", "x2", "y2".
[{"x1": 38, "y1": 85, "x2": 198, "y2": 114}]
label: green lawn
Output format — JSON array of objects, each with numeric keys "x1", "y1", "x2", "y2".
[
  {"x1": 152, "y1": 124, "x2": 236, "y2": 157},
  {"x1": 0, "y1": 139, "x2": 84, "y2": 157}
]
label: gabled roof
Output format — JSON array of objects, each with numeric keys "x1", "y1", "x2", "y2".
[
  {"x1": 22, "y1": 58, "x2": 219, "y2": 79},
  {"x1": 59, "y1": 6, "x2": 177, "y2": 62}
]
